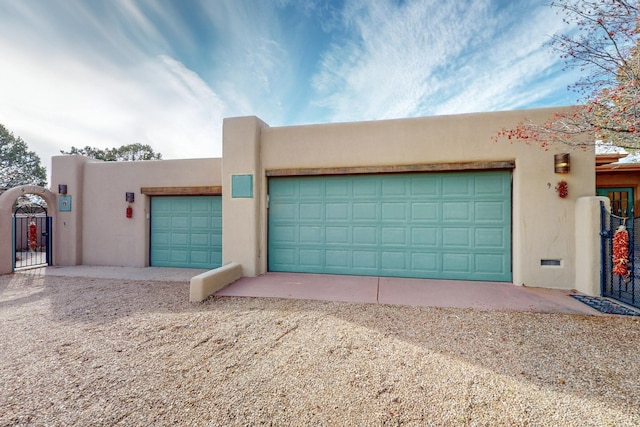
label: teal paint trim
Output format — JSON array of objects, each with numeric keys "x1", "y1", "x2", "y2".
[{"x1": 232, "y1": 174, "x2": 253, "y2": 198}]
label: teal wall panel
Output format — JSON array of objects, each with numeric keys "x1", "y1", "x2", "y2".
[
  {"x1": 232, "y1": 174, "x2": 253, "y2": 198},
  {"x1": 150, "y1": 196, "x2": 222, "y2": 269},
  {"x1": 268, "y1": 171, "x2": 511, "y2": 281}
]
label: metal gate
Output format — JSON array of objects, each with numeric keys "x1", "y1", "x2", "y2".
[
  {"x1": 600, "y1": 202, "x2": 640, "y2": 309},
  {"x1": 13, "y1": 205, "x2": 52, "y2": 270}
]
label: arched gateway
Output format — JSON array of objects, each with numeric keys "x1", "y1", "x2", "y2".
[{"x1": 0, "y1": 186, "x2": 57, "y2": 275}]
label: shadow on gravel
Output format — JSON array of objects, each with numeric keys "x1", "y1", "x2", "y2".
[{"x1": 2, "y1": 272, "x2": 639, "y2": 424}]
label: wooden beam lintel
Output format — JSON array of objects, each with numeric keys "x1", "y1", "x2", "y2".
[
  {"x1": 266, "y1": 161, "x2": 515, "y2": 177},
  {"x1": 140, "y1": 186, "x2": 222, "y2": 196}
]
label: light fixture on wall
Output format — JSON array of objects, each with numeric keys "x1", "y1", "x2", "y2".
[
  {"x1": 125, "y1": 192, "x2": 135, "y2": 203},
  {"x1": 554, "y1": 153, "x2": 570, "y2": 173},
  {"x1": 58, "y1": 184, "x2": 67, "y2": 195}
]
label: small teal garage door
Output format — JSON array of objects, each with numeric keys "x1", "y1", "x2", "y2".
[
  {"x1": 150, "y1": 196, "x2": 222, "y2": 269},
  {"x1": 268, "y1": 171, "x2": 511, "y2": 281}
]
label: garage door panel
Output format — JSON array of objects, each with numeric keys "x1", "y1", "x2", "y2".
[
  {"x1": 153, "y1": 249, "x2": 170, "y2": 263},
  {"x1": 299, "y1": 249, "x2": 322, "y2": 267},
  {"x1": 411, "y1": 227, "x2": 438, "y2": 246},
  {"x1": 475, "y1": 175, "x2": 508, "y2": 196},
  {"x1": 443, "y1": 253, "x2": 471, "y2": 273},
  {"x1": 475, "y1": 254, "x2": 507, "y2": 274},
  {"x1": 300, "y1": 180, "x2": 323, "y2": 197},
  {"x1": 326, "y1": 226, "x2": 349, "y2": 244},
  {"x1": 443, "y1": 175, "x2": 472, "y2": 196},
  {"x1": 190, "y1": 250, "x2": 210, "y2": 264},
  {"x1": 354, "y1": 178, "x2": 378, "y2": 197},
  {"x1": 300, "y1": 203, "x2": 322, "y2": 220},
  {"x1": 268, "y1": 172, "x2": 511, "y2": 281},
  {"x1": 326, "y1": 179, "x2": 350, "y2": 196},
  {"x1": 381, "y1": 251, "x2": 407, "y2": 270},
  {"x1": 353, "y1": 227, "x2": 377, "y2": 245},
  {"x1": 190, "y1": 233, "x2": 210, "y2": 247},
  {"x1": 410, "y1": 252, "x2": 438, "y2": 272},
  {"x1": 353, "y1": 203, "x2": 377, "y2": 220},
  {"x1": 272, "y1": 203, "x2": 297, "y2": 220},
  {"x1": 190, "y1": 216, "x2": 210, "y2": 229},
  {"x1": 300, "y1": 226, "x2": 322, "y2": 244},
  {"x1": 190, "y1": 198, "x2": 212, "y2": 211},
  {"x1": 153, "y1": 232, "x2": 170, "y2": 245},
  {"x1": 271, "y1": 247, "x2": 296, "y2": 265},
  {"x1": 171, "y1": 250, "x2": 189, "y2": 263},
  {"x1": 412, "y1": 202, "x2": 438, "y2": 221},
  {"x1": 442, "y1": 228, "x2": 471, "y2": 247},
  {"x1": 475, "y1": 228, "x2": 506, "y2": 248},
  {"x1": 352, "y1": 251, "x2": 377, "y2": 269},
  {"x1": 153, "y1": 217, "x2": 171, "y2": 228},
  {"x1": 411, "y1": 175, "x2": 438, "y2": 195},
  {"x1": 171, "y1": 217, "x2": 189, "y2": 229},
  {"x1": 326, "y1": 203, "x2": 349, "y2": 220},
  {"x1": 381, "y1": 227, "x2": 407, "y2": 245},
  {"x1": 443, "y1": 202, "x2": 471, "y2": 221},
  {"x1": 382, "y1": 203, "x2": 407, "y2": 220},
  {"x1": 171, "y1": 233, "x2": 188, "y2": 246},
  {"x1": 151, "y1": 196, "x2": 222, "y2": 269},
  {"x1": 476, "y1": 201, "x2": 507, "y2": 221},
  {"x1": 382, "y1": 177, "x2": 406, "y2": 195},
  {"x1": 271, "y1": 225, "x2": 296, "y2": 243},
  {"x1": 326, "y1": 250, "x2": 349, "y2": 267}
]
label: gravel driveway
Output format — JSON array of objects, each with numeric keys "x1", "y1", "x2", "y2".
[{"x1": 1, "y1": 273, "x2": 639, "y2": 426}]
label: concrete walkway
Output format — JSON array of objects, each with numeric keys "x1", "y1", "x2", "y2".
[
  {"x1": 216, "y1": 272, "x2": 600, "y2": 315},
  {"x1": 14, "y1": 266, "x2": 600, "y2": 315},
  {"x1": 16, "y1": 265, "x2": 207, "y2": 282}
]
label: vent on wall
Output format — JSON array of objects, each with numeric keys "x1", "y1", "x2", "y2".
[{"x1": 540, "y1": 259, "x2": 562, "y2": 266}]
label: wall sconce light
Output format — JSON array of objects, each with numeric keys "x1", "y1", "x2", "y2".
[
  {"x1": 125, "y1": 192, "x2": 135, "y2": 203},
  {"x1": 554, "y1": 153, "x2": 570, "y2": 173},
  {"x1": 58, "y1": 184, "x2": 67, "y2": 195}
]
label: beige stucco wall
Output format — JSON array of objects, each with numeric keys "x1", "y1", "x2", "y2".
[
  {"x1": 51, "y1": 155, "x2": 99, "y2": 266},
  {"x1": 222, "y1": 107, "x2": 596, "y2": 290},
  {"x1": 52, "y1": 156, "x2": 222, "y2": 268},
  {"x1": 221, "y1": 117, "x2": 268, "y2": 276}
]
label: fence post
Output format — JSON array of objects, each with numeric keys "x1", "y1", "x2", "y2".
[{"x1": 575, "y1": 196, "x2": 609, "y2": 296}]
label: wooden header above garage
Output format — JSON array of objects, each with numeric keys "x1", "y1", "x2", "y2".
[
  {"x1": 265, "y1": 161, "x2": 515, "y2": 177},
  {"x1": 140, "y1": 186, "x2": 222, "y2": 196}
]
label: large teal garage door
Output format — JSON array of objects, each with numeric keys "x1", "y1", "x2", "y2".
[
  {"x1": 150, "y1": 196, "x2": 222, "y2": 269},
  {"x1": 268, "y1": 171, "x2": 511, "y2": 281}
]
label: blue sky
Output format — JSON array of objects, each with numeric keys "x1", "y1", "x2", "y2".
[{"x1": 0, "y1": 0, "x2": 582, "y2": 174}]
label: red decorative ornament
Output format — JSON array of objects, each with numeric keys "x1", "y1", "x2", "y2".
[
  {"x1": 557, "y1": 180, "x2": 568, "y2": 198},
  {"x1": 28, "y1": 218, "x2": 38, "y2": 250},
  {"x1": 612, "y1": 224, "x2": 630, "y2": 277}
]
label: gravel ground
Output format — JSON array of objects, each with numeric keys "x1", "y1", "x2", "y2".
[{"x1": 1, "y1": 273, "x2": 639, "y2": 426}]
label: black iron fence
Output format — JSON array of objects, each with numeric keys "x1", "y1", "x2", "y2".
[{"x1": 600, "y1": 202, "x2": 640, "y2": 309}]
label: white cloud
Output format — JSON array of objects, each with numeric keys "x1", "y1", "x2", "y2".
[
  {"x1": 0, "y1": 38, "x2": 226, "y2": 173},
  {"x1": 312, "y1": 0, "x2": 578, "y2": 122},
  {"x1": 0, "y1": 0, "x2": 228, "y2": 181},
  {"x1": 311, "y1": 0, "x2": 495, "y2": 121}
]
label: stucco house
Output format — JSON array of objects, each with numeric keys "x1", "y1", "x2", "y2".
[{"x1": 0, "y1": 107, "x2": 606, "y2": 302}]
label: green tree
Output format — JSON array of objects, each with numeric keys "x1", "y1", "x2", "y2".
[
  {"x1": 0, "y1": 124, "x2": 47, "y2": 193},
  {"x1": 497, "y1": 0, "x2": 639, "y2": 149},
  {"x1": 61, "y1": 143, "x2": 162, "y2": 161}
]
